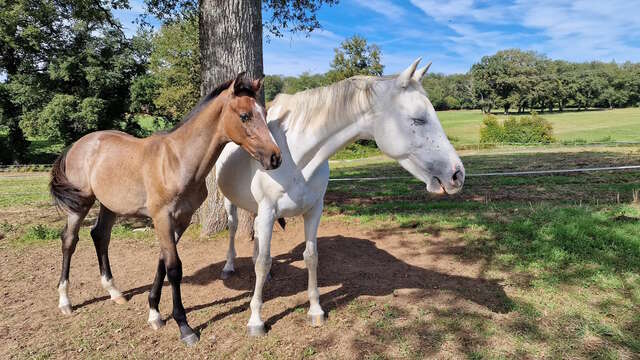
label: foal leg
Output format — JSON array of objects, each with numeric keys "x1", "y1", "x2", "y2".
[
  {"x1": 148, "y1": 219, "x2": 189, "y2": 331},
  {"x1": 221, "y1": 198, "x2": 237, "y2": 279},
  {"x1": 153, "y1": 212, "x2": 198, "y2": 345},
  {"x1": 147, "y1": 253, "x2": 166, "y2": 330},
  {"x1": 247, "y1": 204, "x2": 275, "y2": 336},
  {"x1": 91, "y1": 205, "x2": 126, "y2": 305},
  {"x1": 58, "y1": 207, "x2": 90, "y2": 315},
  {"x1": 303, "y1": 200, "x2": 325, "y2": 326}
]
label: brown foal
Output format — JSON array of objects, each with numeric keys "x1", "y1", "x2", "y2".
[{"x1": 49, "y1": 73, "x2": 281, "y2": 345}]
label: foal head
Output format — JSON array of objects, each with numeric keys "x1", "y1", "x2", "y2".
[
  {"x1": 221, "y1": 72, "x2": 282, "y2": 170},
  {"x1": 372, "y1": 59, "x2": 465, "y2": 195}
]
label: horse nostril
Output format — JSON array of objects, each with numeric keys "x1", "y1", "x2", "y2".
[
  {"x1": 270, "y1": 153, "x2": 281, "y2": 169},
  {"x1": 452, "y1": 170, "x2": 463, "y2": 185}
]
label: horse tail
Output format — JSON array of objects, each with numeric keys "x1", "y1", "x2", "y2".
[
  {"x1": 277, "y1": 218, "x2": 286, "y2": 230},
  {"x1": 50, "y1": 148, "x2": 92, "y2": 214}
]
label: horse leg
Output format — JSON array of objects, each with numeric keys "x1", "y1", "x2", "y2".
[
  {"x1": 221, "y1": 198, "x2": 237, "y2": 279},
  {"x1": 147, "y1": 253, "x2": 166, "y2": 330},
  {"x1": 58, "y1": 207, "x2": 90, "y2": 315},
  {"x1": 148, "y1": 217, "x2": 189, "y2": 330},
  {"x1": 247, "y1": 204, "x2": 275, "y2": 337},
  {"x1": 303, "y1": 200, "x2": 325, "y2": 326},
  {"x1": 250, "y1": 214, "x2": 273, "y2": 281},
  {"x1": 152, "y1": 212, "x2": 198, "y2": 345},
  {"x1": 90, "y1": 204, "x2": 126, "y2": 305}
]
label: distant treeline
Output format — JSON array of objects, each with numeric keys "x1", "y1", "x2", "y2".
[{"x1": 264, "y1": 49, "x2": 640, "y2": 114}]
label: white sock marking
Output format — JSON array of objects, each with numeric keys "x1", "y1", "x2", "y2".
[{"x1": 101, "y1": 275, "x2": 123, "y2": 300}]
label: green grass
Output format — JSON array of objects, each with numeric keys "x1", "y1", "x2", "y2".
[
  {"x1": 333, "y1": 143, "x2": 381, "y2": 160},
  {"x1": 324, "y1": 149, "x2": 640, "y2": 358},
  {"x1": 439, "y1": 108, "x2": 640, "y2": 144},
  {"x1": 331, "y1": 108, "x2": 640, "y2": 159},
  {"x1": 0, "y1": 174, "x2": 50, "y2": 208}
]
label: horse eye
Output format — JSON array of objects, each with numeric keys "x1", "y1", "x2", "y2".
[
  {"x1": 240, "y1": 112, "x2": 251, "y2": 122},
  {"x1": 411, "y1": 117, "x2": 426, "y2": 126}
]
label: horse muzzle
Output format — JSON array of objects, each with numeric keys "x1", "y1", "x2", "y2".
[
  {"x1": 427, "y1": 168, "x2": 464, "y2": 195},
  {"x1": 260, "y1": 151, "x2": 282, "y2": 170}
]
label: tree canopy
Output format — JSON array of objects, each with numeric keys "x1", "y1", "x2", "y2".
[
  {"x1": 326, "y1": 35, "x2": 383, "y2": 82},
  {"x1": 0, "y1": 0, "x2": 149, "y2": 164},
  {"x1": 130, "y1": 16, "x2": 200, "y2": 126},
  {"x1": 470, "y1": 49, "x2": 640, "y2": 114}
]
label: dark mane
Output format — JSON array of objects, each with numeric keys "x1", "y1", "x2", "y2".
[{"x1": 166, "y1": 75, "x2": 256, "y2": 133}]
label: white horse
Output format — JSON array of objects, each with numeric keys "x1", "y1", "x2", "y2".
[{"x1": 214, "y1": 59, "x2": 465, "y2": 336}]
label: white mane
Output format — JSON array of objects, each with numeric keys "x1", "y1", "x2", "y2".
[{"x1": 271, "y1": 75, "x2": 394, "y2": 133}]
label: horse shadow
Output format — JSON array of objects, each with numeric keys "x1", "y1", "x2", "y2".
[{"x1": 182, "y1": 235, "x2": 513, "y2": 333}]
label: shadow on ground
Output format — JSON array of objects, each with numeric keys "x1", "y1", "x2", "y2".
[{"x1": 181, "y1": 235, "x2": 512, "y2": 334}]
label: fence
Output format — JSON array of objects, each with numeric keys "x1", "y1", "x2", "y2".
[{"x1": 2, "y1": 141, "x2": 640, "y2": 173}]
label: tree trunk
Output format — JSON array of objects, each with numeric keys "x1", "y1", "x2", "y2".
[{"x1": 198, "y1": 0, "x2": 263, "y2": 239}]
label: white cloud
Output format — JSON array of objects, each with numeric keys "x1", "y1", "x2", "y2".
[
  {"x1": 520, "y1": 0, "x2": 640, "y2": 60},
  {"x1": 353, "y1": 0, "x2": 407, "y2": 19},
  {"x1": 410, "y1": 0, "x2": 640, "y2": 64}
]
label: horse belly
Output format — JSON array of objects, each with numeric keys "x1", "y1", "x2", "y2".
[
  {"x1": 84, "y1": 138, "x2": 148, "y2": 216},
  {"x1": 275, "y1": 182, "x2": 323, "y2": 218}
]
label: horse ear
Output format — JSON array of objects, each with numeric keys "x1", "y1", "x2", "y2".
[
  {"x1": 252, "y1": 76, "x2": 264, "y2": 93},
  {"x1": 396, "y1": 58, "x2": 421, "y2": 88},
  {"x1": 232, "y1": 71, "x2": 247, "y2": 95},
  {"x1": 412, "y1": 61, "x2": 432, "y2": 82}
]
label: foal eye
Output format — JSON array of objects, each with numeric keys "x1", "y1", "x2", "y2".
[
  {"x1": 411, "y1": 117, "x2": 426, "y2": 126},
  {"x1": 240, "y1": 112, "x2": 251, "y2": 122}
]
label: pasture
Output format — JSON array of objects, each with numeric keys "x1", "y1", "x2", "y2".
[
  {"x1": 1, "y1": 146, "x2": 639, "y2": 359},
  {"x1": 439, "y1": 108, "x2": 640, "y2": 145}
]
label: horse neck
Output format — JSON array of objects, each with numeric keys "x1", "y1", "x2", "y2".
[
  {"x1": 279, "y1": 97, "x2": 377, "y2": 178},
  {"x1": 167, "y1": 98, "x2": 227, "y2": 183}
]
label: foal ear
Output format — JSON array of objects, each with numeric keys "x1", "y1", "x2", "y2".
[
  {"x1": 251, "y1": 76, "x2": 264, "y2": 93},
  {"x1": 232, "y1": 71, "x2": 248, "y2": 95}
]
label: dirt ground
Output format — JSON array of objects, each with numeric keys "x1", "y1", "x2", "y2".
[{"x1": 0, "y1": 215, "x2": 512, "y2": 359}]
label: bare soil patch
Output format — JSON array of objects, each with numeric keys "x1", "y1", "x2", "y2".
[{"x1": 0, "y1": 217, "x2": 512, "y2": 359}]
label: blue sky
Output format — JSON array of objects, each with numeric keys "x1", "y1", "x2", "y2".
[{"x1": 114, "y1": 0, "x2": 640, "y2": 76}]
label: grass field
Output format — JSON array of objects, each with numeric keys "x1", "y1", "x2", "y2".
[
  {"x1": 333, "y1": 107, "x2": 640, "y2": 160},
  {"x1": 439, "y1": 107, "x2": 640, "y2": 144},
  {"x1": 1, "y1": 146, "x2": 639, "y2": 359}
]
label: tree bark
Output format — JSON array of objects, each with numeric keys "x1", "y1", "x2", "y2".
[{"x1": 198, "y1": 0, "x2": 263, "y2": 239}]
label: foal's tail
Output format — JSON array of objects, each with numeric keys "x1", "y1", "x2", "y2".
[{"x1": 50, "y1": 148, "x2": 92, "y2": 214}]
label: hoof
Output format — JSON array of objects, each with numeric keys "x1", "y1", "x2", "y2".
[
  {"x1": 180, "y1": 333, "x2": 199, "y2": 346},
  {"x1": 220, "y1": 270, "x2": 235, "y2": 280},
  {"x1": 112, "y1": 296, "x2": 128, "y2": 305},
  {"x1": 59, "y1": 305, "x2": 73, "y2": 315},
  {"x1": 247, "y1": 324, "x2": 266, "y2": 337},
  {"x1": 308, "y1": 313, "x2": 325, "y2": 327},
  {"x1": 148, "y1": 318, "x2": 166, "y2": 331}
]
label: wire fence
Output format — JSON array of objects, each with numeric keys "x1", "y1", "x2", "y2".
[
  {"x1": 328, "y1": 165, "x2": 640, "y2": 182},
  {"x1": 2, "y1": 141, "x2": 640, "y2": 174}
]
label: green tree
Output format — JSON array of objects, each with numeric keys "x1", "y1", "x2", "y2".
[
  {"x1": 263, "y1": 75, "x2": 284, "y2": 102},
  {"x1": 283, "y1": 72, "x2": 328, "y2": 93},
  {"x1": 0, "y1": 0, "x2": 149, "y2": 157},
  {"x1": 471, "y1": 49, "x2": 544, "y2": 114},
  {"x1": 146, "y1": 16, "x2": 201, "y2": 124},
  {"x1": 327, "y1": 35, "x2": 383, "y2": 83}
]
